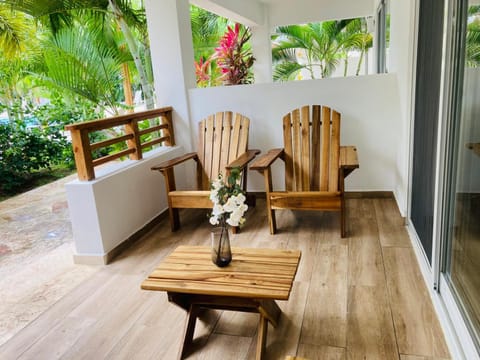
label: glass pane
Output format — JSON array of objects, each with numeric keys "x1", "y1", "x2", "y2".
[{"x1": 445, "y1": 2, "x2": 480, "y2": 347}]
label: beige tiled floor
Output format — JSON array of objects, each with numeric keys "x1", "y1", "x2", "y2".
[{"x1": 0, "y1": 176, "x2": 99, "y2": 346}]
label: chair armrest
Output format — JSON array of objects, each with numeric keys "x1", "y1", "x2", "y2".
[
  {"x1": 250, "y1": 148, "x2": 284, "y2": 171},
  {"x1": 151, "y1": 152, "x2": 198, "y2": 172},
  {"x1": 340, "y1": 146, "x2": 359, "y2": 178},
  {"x1": 226, "y1": 149, "x2": 261, "y2": 170}
]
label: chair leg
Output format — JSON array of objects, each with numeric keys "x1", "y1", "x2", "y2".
[
  {"x1": 340, "y1": 197, "x2": 346, "y2": 238},
  {"x1": 169, "y1": 206, "x2": 180, "y2": 232},
  {"x1": 268, "y1": 208, "x2": 277, "y2": 235}
]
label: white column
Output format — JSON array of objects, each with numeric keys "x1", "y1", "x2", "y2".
[
  {"x1": 250, "y1": 10, "x2": 273, "y2": 84},
  {"x1": 144, "y1": 0, "x2": 196, "y2": 152}
]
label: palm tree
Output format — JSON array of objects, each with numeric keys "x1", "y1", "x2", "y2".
[
  {"x1": 0, "y1": 5, "x2": 40, "y2": 121},
  {"x1": 467, "y1": 6, "x2": 480, "y2": 67},
  {"x1": 0, "y1": 0, "x2": 155, "y2": 110},
  {"x1": 40, "y1": 24, "x2": 128, "y2": 114},
  {"x1": 272, "y1": 19, "x2": 372, "y2": 81}
]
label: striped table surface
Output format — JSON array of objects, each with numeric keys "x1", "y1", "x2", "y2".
[{"x1": 141, "y1": 245, "x2": 301, "y2": 300}]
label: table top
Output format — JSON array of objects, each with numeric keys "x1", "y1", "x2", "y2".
[{"x1": 141, "y1": 245, "x2": 301, "y2": 300}]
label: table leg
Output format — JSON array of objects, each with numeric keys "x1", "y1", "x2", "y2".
[
  {"x1": 256, "y1": 315, "x2": 268, "y2": 360},
  {"x1": 178, "y1": 304, "x2": 199, "y2": 360}
]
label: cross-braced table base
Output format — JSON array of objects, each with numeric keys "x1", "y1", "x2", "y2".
[{"x1": 168, "y1": 293, "x2": 281, "y2": 360}]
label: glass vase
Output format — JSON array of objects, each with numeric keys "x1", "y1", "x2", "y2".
[{"x1": 211, "y1": 225, "x2": 232, "y2": 267}]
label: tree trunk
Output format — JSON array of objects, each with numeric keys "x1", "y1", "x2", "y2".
[
  {"x1": 108, "y1": 0, "x2": 155, "y2": 112},
  {"x1": 356, "y1": 50, "x2": 365, "y2": 76},
  {"x1": 122, "y1": 63, "x2": 134, "y2": 113}
]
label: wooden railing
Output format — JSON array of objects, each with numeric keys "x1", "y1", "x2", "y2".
[{"x1": 65, "y1": 107, "x2": 175, "y2": 181}]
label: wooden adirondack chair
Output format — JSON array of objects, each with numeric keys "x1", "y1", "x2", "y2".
[
  {"x1": 250, "y1": 105, "x2": 359, "y2": 237},
  {"x1": 151, "y1": 111, "x2": 259, "y2": 232}
]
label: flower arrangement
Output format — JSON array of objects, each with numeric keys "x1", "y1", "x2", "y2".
[{"x1": 209, "y1": 168, "x2": 248, "y2": 227}]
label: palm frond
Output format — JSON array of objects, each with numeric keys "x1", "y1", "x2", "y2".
[
  {"x1": 0, "y1": 5, "x2": 32, "y2": 57},
  {"x1": 273, "y1": 62, "x2": 305, "y2": 82},
  {"x1": 39, "y1": 25, "x2": 123, "y2": 108}
]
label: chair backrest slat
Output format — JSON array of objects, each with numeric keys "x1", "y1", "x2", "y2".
[
  {"x1": 198, "y1": 112, "x2": 250, "y2": 189},
  {"x1": 237, "y1": 115, "x2": 250, "y2": 160},
  {"x1": 229, "y1": 114, "x2": 242, "y2": 163},
  {"x1": 329, "y1": 110, "x2": 341, "y2": 191},
  {"x1": 283, "y1": 114, "x2": 294, "y2": 191},
  {"x1": 212, "y1": 112, "x2": 224, "y2": 180},
  {"x1": 203, "y1": 115, "x2": 215, "y2": 188},
  {"x1": 220, "y1": 112, "x2": 232, "y2": 172},
  {"x1": 300, "y1": 106, "x2": 311, "y2": 191},
  {"x1": 311, "y1": 105, "x2": 321, "y2": 190},
  {"x1": 283, "y1": 105, "x2": 341, "y2": 193},
  {"x1": 320, "y1": 107, "x2": 331, "y2": 191},
  {"x1": 292, "y1": 109, "x2": 302, "y2": 191}
]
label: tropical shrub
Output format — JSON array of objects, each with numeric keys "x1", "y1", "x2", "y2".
[
  {"x1": 214, "y1": 24, "x2": 255, "y2": 85},
  {"x1": 0, "y1": 123, "x2": 71, "y2": 194}
]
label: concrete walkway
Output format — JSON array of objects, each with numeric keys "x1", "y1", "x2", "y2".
[{"x1": 0, "y1": 175, "x2": 99, "y2": 346}]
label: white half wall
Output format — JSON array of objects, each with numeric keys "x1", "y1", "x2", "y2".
[
  {"x1": 66, "y1": 146, "x2": 186, "y2": 264},
  {"x1": 188, "y1": 73, "x2": 404, "y2": 197}
]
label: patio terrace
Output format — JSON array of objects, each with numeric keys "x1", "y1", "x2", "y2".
[{"x1": 0, "y1": 187, "x2": 450, "y2": 359}]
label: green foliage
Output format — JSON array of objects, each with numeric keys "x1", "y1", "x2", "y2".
[
  {"x1": 467, "y1": 7, "x2": 480, "y2": 67},
  {"x1": 40, "y1": 24, "x2": 127, "y2": 111},
  {"x1": 214, "y1": 24, "x2": 255, "y2": 85},
  {"x1": 0, "y1": 123, "x2": 71, "y2": 194},
  {"x1": 272, "y1": 18, "x2": 373, "y2": 81}
]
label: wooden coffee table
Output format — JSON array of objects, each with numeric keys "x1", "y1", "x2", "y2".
[{"x1": 141, "y1": 245, "x2": 301, "y2": 359}]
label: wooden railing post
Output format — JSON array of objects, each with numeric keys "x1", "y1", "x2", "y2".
[
  {"x1": 124, "y1": 119, "x2": 142, "y2": 160},
  {"x1": 163, "y1": 109, "x2": 175, "y2": 146},
  {"x1": 70, "y1": 129, "x2": 95, "y2": 181}
]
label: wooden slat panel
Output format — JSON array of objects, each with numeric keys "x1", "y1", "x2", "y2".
[
  {"x1": 300, "y1": 106, "x2": 311, "y2": 191},
  {"x1": 311, "y1": 105, "x2": 321, "y2": 191},
  {"x1": 142, "y1": 246, "x2": 301, "y2": 300},
  {"x1": 238, "y1": 116, "x2": 250, "y2": 156},
  {"x1": 219, "y1": 112, "x2": 232, "y2": 173},
  {"x1": 204, "y1": 115, "x2": 215, "y2": 181},
  {"x1": 229, "y1": 113, "x2": 242, "y2": 162},
  {"x1": 269, "y1": 192, "x2": 342, "y2": 211},
  {"x1": 169, "y1": 191, "x2": 212, "y2": 209},
  {"x1": 283, "y1": 114, "x2": 294, "y2": 191},
  {"x1": 292, "y1": 109, "x2": 302, "y2": 191},
  {"x1": 198, "y1": 120, "x2": 208, "y2": 189},
  {"x1": 329, "y1": 110, "x2": 340, "y2": 192},
  {"x1": 320, "y1": 106, "x2": 331, "y2": 191},
  {"x1": 212, "y1": 112, "x2": 224, "y2": 180}
]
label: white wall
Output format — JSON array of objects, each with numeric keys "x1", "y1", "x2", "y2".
[
  {"x1": 188, "y1": 74, "x2": 402, "y2": 193},
  {"x1": 191, "y1": 0, "x2": 265, "y2": 26},
  {"x1": 386, "y1": 0, "x2": 417, "y2": 216},
  {"x1": 145, "y1": 0, "x2": 196, "y2": 152},
  {"x1": 66, "y1": 146, "x2": 186, "y2": 264},
  {"x1": 265, "y1": 0, "x2": 374, "y2": 26}
]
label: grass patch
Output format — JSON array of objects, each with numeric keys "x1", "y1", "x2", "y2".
[{"x1": 0, "y1": 165, "x2": 75, "y2": 202}]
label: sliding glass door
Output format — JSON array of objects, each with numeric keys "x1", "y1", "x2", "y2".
[{"x1": 443, "y1": 0, "x2": 480, "y2": 350}]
